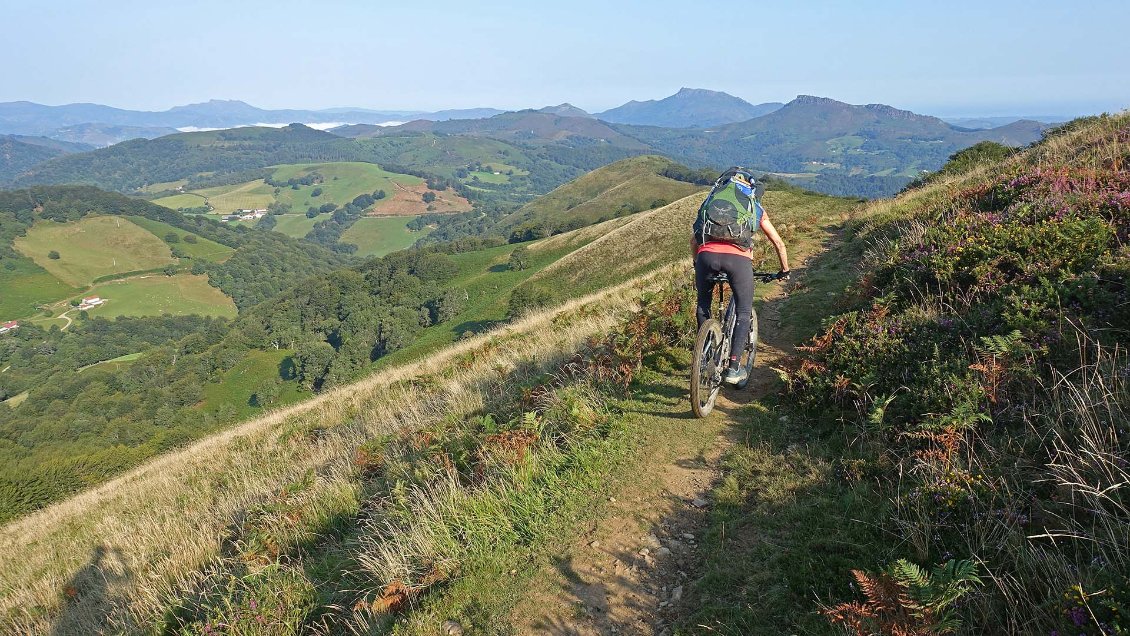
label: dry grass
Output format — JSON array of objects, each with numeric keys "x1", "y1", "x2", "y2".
[{"x1": 0, "y1": 266, "x2": 679, "y2": 634}]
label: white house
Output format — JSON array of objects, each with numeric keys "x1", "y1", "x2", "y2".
[{"x1": 78, "y1": 297, "x2": 105, "y2": 310}]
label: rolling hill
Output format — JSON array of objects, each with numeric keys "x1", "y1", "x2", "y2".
[
  {"x1": 338, "y1": 110, "x2": 649, "y2": 149},
  {"x1": 496, "y1": 154, "x2": 705, "y2": 237},
  {"x1": 596, "y1": 87, "x2": 784, "y2": 128},
  {"x1": 0, "y1": 135, "x2": 92, "y2": 183}
]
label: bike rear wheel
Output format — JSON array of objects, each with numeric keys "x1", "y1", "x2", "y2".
[
  {"x1": 734, "y1": 308, "x2": 759, "y2": 389},
  {"x1": 690, "y1": 319, "x2": 724, "y2": 418}
]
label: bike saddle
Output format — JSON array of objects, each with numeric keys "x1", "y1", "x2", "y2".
[{"x1": 707, "y1": 272, "x2": 730, "y2": 283}]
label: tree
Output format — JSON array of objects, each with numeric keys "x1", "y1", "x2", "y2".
[
  {"x1": 251, "y1": 378, "x2": 282, "y2": 408},
  {"x1": 311, "y1": 187, "x2": 323, "y2": 197},
  {"x1": 48, "y1": 250, "x2": 60, "y2": 260},
  {"x1": 508, "y1": 246, "x2": 530, "y2": 271},
  {"x1": 508, "y1": 285, "x2": 557, "y2": 319},
  {"x1": 163, "y1": 264, "x2": 178, "y2": 276},
  {"x1": 422, "y1": 191, "x2": 437, "y2": 204},
  {"x1": 182, "y1": 234, "x2": 198, "y2": 244},
  {"x1": 306, "y1": 207, "x2": 320, "y2": 218},
  {"x1": 294, "y1": 340, "x2": 335, "y2": 391},
  {"x1": 164, "y1": 232, "x2": 180, "y2": 243}
]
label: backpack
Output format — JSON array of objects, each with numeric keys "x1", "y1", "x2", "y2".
[{"x1": 692, "y1": 167, "x2": 764, "y2": 250}]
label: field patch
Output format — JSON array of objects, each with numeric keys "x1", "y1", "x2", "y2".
[
  {"x1": 270, "y1": 213, "x2": 325, "y2": 238},
  {"x1": 151, "y1": 192, "x2": 208, "y2": 210},
  {"x1": 201, "y1": 349, "x2": 305, "y2": 420},
  {"x1": 373, "y1": 182, "x2": 471, "y2": 216},
  {"x1": 2, "y1": 391, "x2": 28, "y2": 409},
  {"x1": 13, "y1": 216, "x2": 176, "y2": 287},
  {"x1": 195, "y1": 180, "x2": 275, "y2": 215},
  {"x1": 125, "y1": 216, "x2": 234, "y2": 262},
  {"x1": 77, "y1": 274, "x2": 236, "y2": 319},
  {"x1": 338, "y1": 215, "x2": 430, "y2": 258},
  {"x1": 0, "y1": 258, "x2": 79, "y2": 319},
  {"x1": 142, "y1": 180, "x2": 190, "y2": 194},
  {"x1": 272, "y1": 162, "x2": 422, "y2": 211}
]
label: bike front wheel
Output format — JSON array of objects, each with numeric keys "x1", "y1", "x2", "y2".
[{"x1": 690, "y1": 319, "x2": 724, "y2": 418}]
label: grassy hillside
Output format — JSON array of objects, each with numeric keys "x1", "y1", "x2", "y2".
[
  {"x1": 272, "y1": 162, "x2": 425, "y2": 212},
  {"x1": 76, "y1": 274, "x2": 237, "y2": 319},
  {"x1": 515, "y1": 182, "x2": 856, "y2": 307},
  {"x1": 13, "y1": 216, "x2": 176, "y2": 286},
  {"x1": 153, "y1": 162, "x2": 437, "y2": 218},
  {"x1": 498, "y1": 155, "x2": 705, "y2": 237},
  {"x1": 0, "y1": 174, "x2": 861, "y2": 633},
  {"x1": 124, "y1": 216, "x2": 234, "y2": 262},
  {"x1": 675, "y1": 113, "x2": 1130, "y2": 635},
  {"x1": 0, "y1": 270, "x2": 660, "y2": 635},
  {"x1": 0, "y1": 259, "x2": 79, "y2": 321},
  {"x1": 338, "y1": 216, "x2": 431, "y2": 258}
]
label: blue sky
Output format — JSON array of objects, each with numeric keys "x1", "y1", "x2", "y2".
[{"x1": 4, "y1": 0, "x2": 1128, "y2": 116}]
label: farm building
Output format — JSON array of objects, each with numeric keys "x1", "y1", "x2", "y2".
[
  {"x1": 78, "y1": 297, "x2": 105, "y2": 310},
  {"x1": 0, "y1": 321, "x2": 18, "y2": 334}
]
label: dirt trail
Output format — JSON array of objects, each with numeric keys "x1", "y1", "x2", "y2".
[{"x1": 512, "y1": 285, "x2": 793, "y2": 635}]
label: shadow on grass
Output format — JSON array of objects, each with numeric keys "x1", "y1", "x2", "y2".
[{"x1": 50, "y1": 545, "x2": 132, "y2": 636}]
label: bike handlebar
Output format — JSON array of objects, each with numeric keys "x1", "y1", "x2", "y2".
[{"x1": 753, "y1": 270, "x2": 790, "y2": 283}]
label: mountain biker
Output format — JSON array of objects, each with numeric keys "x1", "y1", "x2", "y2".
[{"x1": 691, "y1": 168, "x2": 789, "y2": 386}]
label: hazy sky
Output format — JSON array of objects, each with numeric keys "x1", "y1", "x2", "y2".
[{"x1": 4, "y1": 0, "x2": 1128, "y2": 116}]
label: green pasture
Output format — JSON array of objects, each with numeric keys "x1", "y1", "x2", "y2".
[
  {"x1": 201, "y1": 349, "x2": 305, "y2": 420},
  {"x1": 142, "y1": 180, "x2": 189, "y2": 194},
  {"x1": 78, "y1": 274, "x2": 236, "y2": 319},
  {"x1": 125, "y1": 216, "x2": 234, "y2": 262},
  {"x1": 270, "y1": 213, "x2": 326, "y2": 239},
  {"x1": 338, "y1": 216, "x2": 429, "y2": 258},
  {"x1": 272, "y1": 162, "x2": 422, "y2": 211},
  {"x1": 13, "y1": 216, "x2": 176, "y2": 287},
  {"x1": 375, "y1": 239, "x2": 578, "y2": 368},
  {"x1": 194, "y1": 180, "x2": 275, "y2": 215},
  {"x1": 152, "y1": 193, "x2": 208, "y2": 210},
  {"x1": 467, "y1": 170, "x2": 510, "y2": 184},
  {"x1": 0, "y1": 258, "x2": 79, "y2": 320}
]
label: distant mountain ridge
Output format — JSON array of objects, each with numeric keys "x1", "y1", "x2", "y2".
[
  {"x1": 610, "y1": 94, "x2": 1049, "y2": 196},
  {"x1": 3, "y1": 91, "x2": 1052, "y2": 199},
  {"x1": 0, "y1": 100, "x2": 508, "y2": 146},
  {"x1": 596, "y1": 88, "x2": 783, "y2": 128}
]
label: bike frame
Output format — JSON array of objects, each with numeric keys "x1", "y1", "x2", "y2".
[{"x1": 690, "y1": 269, "x2": 780, "y2": 418}]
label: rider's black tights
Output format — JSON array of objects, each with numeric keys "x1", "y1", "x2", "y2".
[{"x1": 694, "y1": 251, "x2": 753, "y2": 367}]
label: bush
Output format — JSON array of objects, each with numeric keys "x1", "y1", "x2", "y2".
[{"x1": 47, "y1": 250, "x2": 60, "y2": 260}]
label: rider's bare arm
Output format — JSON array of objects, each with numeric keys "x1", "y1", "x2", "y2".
[{"x1": 759, "y1": 210, "x2": 790, "y2": 272}]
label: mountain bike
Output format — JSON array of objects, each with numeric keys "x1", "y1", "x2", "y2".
[{"x1": 690, "y1": 270, "x2": 783, "y2": 418}]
